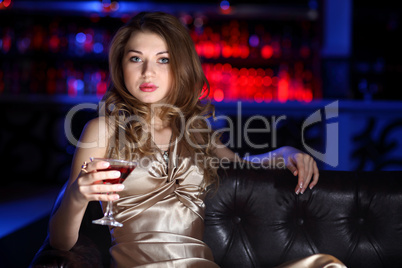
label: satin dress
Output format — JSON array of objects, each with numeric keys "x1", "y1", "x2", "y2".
[
  {"x1": 107, "y1": 138, "x2": 346, "y2": 268},
  {"x1": 108, "y1": 139, "x2": 219, "y2": 267}
]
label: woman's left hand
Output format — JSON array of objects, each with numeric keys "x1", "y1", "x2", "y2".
[{"x1": 281, "y1": 146, "x2": 319, "y2": 194}]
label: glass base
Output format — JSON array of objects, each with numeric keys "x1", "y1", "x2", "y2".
[{"x1": 92, "y1": 216, "x2": 123, "y2": 227}]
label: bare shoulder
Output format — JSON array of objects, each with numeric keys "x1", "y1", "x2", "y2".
[
  {"x1": 67, "y1": 117, "x2": 111, "y2": 185},
  {"x1": 84, "y1": 116, "x2": 108, "y2": 133},
  {"x1": 78, "y1": 116, "x2": 111, "y2": 145}
]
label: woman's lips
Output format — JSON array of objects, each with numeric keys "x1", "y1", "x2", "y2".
[{"x1": 139, "y1": 83, "x2": 158, "y2": 92}]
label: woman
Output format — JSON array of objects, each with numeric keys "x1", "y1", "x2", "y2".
[{"x1": 49, "y1": 12, "x2": 343, "y2": 267}]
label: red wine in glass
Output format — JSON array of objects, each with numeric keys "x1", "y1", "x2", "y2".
[
  {"x1": 102, "y1": 165, "x2": 136, "y2": 184},
  {"x1": 90, "y1": 158, "x2": 136, "y2": 227}
]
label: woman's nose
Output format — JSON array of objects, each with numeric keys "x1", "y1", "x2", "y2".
[{"x1": 142, "y1": 61, "x2": 155, "y2": 77}]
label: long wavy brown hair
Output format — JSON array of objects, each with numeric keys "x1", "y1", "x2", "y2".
[{"x1": 101, "y1": 11, "x2": 220, "y2": 188}]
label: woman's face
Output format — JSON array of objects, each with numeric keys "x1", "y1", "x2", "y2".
[{"x1": 122, "y1": 31, "x2": 172, "y2": 104}]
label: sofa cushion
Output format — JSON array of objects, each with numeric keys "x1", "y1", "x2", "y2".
[{"x1": 204, "y1": 165, "x2": 402, "y2": 268}]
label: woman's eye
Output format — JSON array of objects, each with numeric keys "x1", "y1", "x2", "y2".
[
  {"x1": 159, "y1": 58, "x2": 169, "y2": 64},
  {"x1": 130, "y1": 56, "x2": 142, "y2": 62}
]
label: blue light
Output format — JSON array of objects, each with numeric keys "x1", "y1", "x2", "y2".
[
  {"x1": 93, "y1": 42, "x2": 104, "y2": 53},
  {"x1": 220, "y1": 0, "x2": 230, "y2": 10},
  {"x1": 308, "y1": 0, "x2": 318, "y2": 10},
  {"x1": 102, "y1": 0, "x2": 111, "y2": 7},
  {"x1": 66, "y1": 145, "x2": 75, "y2": 155},
  {"x1": 11, "y1": 1, "x2": 103, "y2": 13},
  {"x1": 75, "y1": 79, "x2": 84, "y2": 91},
  {"x1": 249, "y1": 35, "x2": 260, "y2": 47},
  {"x1": 358, "y1": 79, "x2": 368, "y2": 91},
  {"x1": 0, "y1": 191, "x2": 59, "y2": 239},
  {"x1": 75, "y1": 32, "x2": 86, "y2": 44}
]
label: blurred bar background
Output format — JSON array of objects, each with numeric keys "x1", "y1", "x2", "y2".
[{"x1": 0, "y1": 0, "x2": 401, "y2": 266}]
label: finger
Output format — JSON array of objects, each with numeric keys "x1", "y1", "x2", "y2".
[
  {"x1": 286, "y1": 160, "x2": 298, "y2": 176},
  {"x1": 85, "y1": 159, "x2": 110, "y2": 173},
  {"x1": 79, "y1": 170, "x2": 121, "y2": 186},
  {"x1": 285, "y1": 157, "x2": 301, "y2": 194},
  {"x1": 309, "y1": 161, "x2": 319, "y2": 189},
  {"x1": 294, "y1": 156, "x2": 306, "y2": 194},
  {"x1": 81, "y1": 183, "x2": 125, "y2": 196},
  {"x1": 301, "y1": 156, "x2": 314, "y2": 194},
  {"x1": 91, "y1": 193, "x2": 121, "y2": 202}
]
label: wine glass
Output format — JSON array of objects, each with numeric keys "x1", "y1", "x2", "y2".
[{"x1": 90, "y1": 157, "x2": 136, "y2": 227}]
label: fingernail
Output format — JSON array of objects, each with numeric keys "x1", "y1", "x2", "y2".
[
  {"x1": 103, "y1": 162, "x2": 110, "y2": 167},
  {"x1": 113, "y1": 171, "x2": 121, "y2": 177},
  {"x1": 295, "y1": 188, "x2": 300, "y2": 195},
  {"x1": 299, "y1": 182, "x2": 303, "y2": 188},
  {"x1": 116, "y1": 184, "x2": 125, "y2": 190},
  {"x1": 293, "y1": 171, "x2": 297, "y2": 176},
  {"x1": 300, "y1": 189, "x2": 304, "y2": 194},
  {"x1": 113, "y1": 194, "x2": 120, "y2": 200}
]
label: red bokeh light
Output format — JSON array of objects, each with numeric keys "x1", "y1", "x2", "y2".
[
  {"x1": 271, "y1": 77, "x2": 279, "y2": 87},
  {"x1": 49, "y1": 35, "x2": 60, "y2": 52},
  {"x1": 97, "y1": 81, "x2": 107, "y2": 97},
  {"x1": 261, "y1": 45, "x2": 274, "y2": 59},
  {"x1": 240, "y1": 45, "x2": 249, "y2": 58},
  {"x1": 254, "y1": 92, "x2": 264, "y2": 103},
  {"x1": 278, "y1": 78, "x2": 289, "y2": 103},
  {"x1": 203, "y1": 41, "x2": 215, "y2": 58},
  {"x1": 223, "y1": 63, "x2": 232, "y2": 72},
  {"x1": 303, "y1": 90, "x2": 313, "y2": 102},
  {"x1": 264, "y1": 92, "x2": 273, "y2": 102},
  {"x1": 262, "y1": 76, "x2": 272, "y2": 87},
  {"x1": 2, "y1": 0, "x2": 12, "y2": 8},
  {"x1": 255, "y1": 76, "x2": 263, "y2": 87},
  {"x1": 222, "y1": 45, "x2": 232, "y2": 58},
  {"x1": 232, "y1": 45, "x2": 241, "y2": 58},
  {"x1": 2, "y1": 35, "x2": 12, "y2": 52},
  {"x1": 202, "y1": 63, "x2": 313, "y2": 103},
  {"x1": 214, "y1": 89, "x2": 224, "y2": 102}
]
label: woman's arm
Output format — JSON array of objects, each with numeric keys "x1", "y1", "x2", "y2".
[
  {"x1": 48, "y1": 117, "x2": 124, "y2": 251},
  {"x1": 214, "y1": 142, "x2": 319, "y2": 195}
]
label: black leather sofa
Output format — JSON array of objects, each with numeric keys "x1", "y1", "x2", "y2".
[{"x1": 30, "y1": 165, "x2": 402, "y2": 268}]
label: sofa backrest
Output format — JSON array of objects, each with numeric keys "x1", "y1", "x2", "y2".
[{"x1": 204, "y1": 165, "x2": 402, "y2": 268}]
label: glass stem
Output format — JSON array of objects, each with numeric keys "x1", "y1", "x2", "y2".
[{"x1": 104, "y1": 200, "x2": 114, "y2": 218}]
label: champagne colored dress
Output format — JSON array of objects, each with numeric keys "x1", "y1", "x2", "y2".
[
  {"x1": 109, "y1": 139, "x2": 219, "y2": 267},
  {"x1": 107, "y1": 139, "x2": 346, "y2": 268}
]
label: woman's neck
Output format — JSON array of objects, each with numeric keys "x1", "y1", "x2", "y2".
[{"x1": 149, "y1": 116, "x2": 169, "y2": 130}]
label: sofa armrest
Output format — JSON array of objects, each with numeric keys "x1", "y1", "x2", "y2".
[
  {"x1": 30, "y1": 235, "x2": 103, "y2": 268},
  {"x1": 30, "y1": 191, "x2": 112, "y2": 268}
]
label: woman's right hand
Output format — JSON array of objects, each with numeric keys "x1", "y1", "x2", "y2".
[
  {"x1": 71, "y1": 159, "x2": 125, "y2": 203},
  {"x1": 49, "y1": 118, "x2": 113, "y2": 251}
]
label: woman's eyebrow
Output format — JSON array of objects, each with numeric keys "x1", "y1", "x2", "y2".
[
  {"x1": 127, "y1": 49, "x2": 142, "y2": 54},
  {"x1": 127, "y1": 49, "x2": 169, "y2": 55},
  {"x1": 156, "y1": 51, "x2": 169, "y2": 55}
]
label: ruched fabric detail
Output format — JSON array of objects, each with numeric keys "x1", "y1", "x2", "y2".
[{"x1": 107, "y1": 139, "x2": 218, "y2": 268}]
